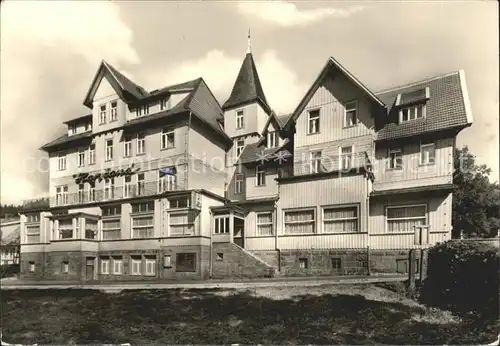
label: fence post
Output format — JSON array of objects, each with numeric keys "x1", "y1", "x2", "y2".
[
  {"x1": 366, "y1": 246, "x2": 371, "y2": 276},
  {"x1": 408, "y1": 249, "x2": 416, "y2": 297},
  {"x1": 420, "y1": 248, "x2": 428, "y2": 281}
]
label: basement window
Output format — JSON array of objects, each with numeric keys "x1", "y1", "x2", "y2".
[
  {"x1": 299, "y1": 258, "x2": 308, "y2": 269},
  {"x1": 216, "y1": 253, "x2": 224, "y2": 261},
  {"x1": 331, "y1": 257, "x2": 342, "y2": 271}
]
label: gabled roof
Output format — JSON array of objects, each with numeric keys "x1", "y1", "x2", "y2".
[
  {"x1": 374, "y1": 70, "x2": 472, "y2": 141},
  {"x1": 83, "y1": 60, "x2": 149, "y2": 108},
  {"x1": 222, "y1": 53, "x2": 271, "y2": 113},
  {"x1": 283, "y1": 57, "x2": 386, "y2": 131}
]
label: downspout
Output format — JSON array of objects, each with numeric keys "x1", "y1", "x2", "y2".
[
  {"x1": 209, "y1": 210, "x2": 213, "y2": 279},
  {"x1": 274, "y1": 195, "x2": 281, "y2": 273},
  {"x1": 185, "y1": 111, "x2": 192, "y2": 190},
  {"x1": 366, "y1": 174, "x2": 371, "y2": 276}
]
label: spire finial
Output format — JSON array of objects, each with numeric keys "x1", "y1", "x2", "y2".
[{"x1": 247, "y1": 29, "x2": 251, "y2": 54}]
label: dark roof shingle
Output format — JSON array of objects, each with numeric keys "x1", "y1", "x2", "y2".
[
  {"x1": 222, "y1": 53, "x2": 270, "y2": 112},
  {"x1": 375, "y1": 71, "x2": 471, "y2": 141}
]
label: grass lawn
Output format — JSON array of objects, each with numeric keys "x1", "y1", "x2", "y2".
[{"x1": 1, "y1": 284, "x2": 498, "y2": 345}]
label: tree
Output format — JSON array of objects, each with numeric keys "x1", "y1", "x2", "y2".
[{"x1": 453, "y1": 146, "x2": 500, "y2": 238}]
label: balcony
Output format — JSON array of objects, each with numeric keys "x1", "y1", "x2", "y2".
[{"x1": 23, "y1": 180, "x2": 186, "y2": 209}]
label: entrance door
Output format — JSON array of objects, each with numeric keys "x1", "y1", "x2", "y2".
[
  {"x1": 233, "y1": 217, "x2": 245, "y2": 248},
  {"x1": 85, "y1": 257, "x2": 95, "y2": 281}
]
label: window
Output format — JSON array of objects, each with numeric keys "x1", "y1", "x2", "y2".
[
  {"x1": 124, "y1": 175, "x2": 133, "y2": 197},
  {"x1": 130, "y1": 257, "x2": 142, "y2": 275},
  {"x1": 85, "y1": 220, "x2": 97, "y2": 239},
  {"x1": 136, "y1": 105, "x2": 149, "y2": 117},
  {"x1": 323, "y1": 206, "x2": 358, "y2": 233},
  {"x1": 124, "y1": 136, "x2": 132, "y2": 157},
  {"x1": 105, "y1": 139, "x2": 113, "y2": 161},
  {"x1": 78, "y1": 183, "x2": 85, "y2": 203},
  {"x1": 163, "y1": 255, "x2": 172, "y2": 268},
  {"x1": 88, "y1": 181, "x2": 96, "y2": 201},
  {"x1": 331, "y1": 258, "x2": 342, "y2": 271},
  {"x1": 110, "y1": 101, "x2": 118, "y2": 121},
  {"x1": 145, "y1": 256, "x2": 156, "y2": 276},
  {"x1": 216, "y1": 253, "x2": 224, "y2": 261},
  {"x1": 28, "y1": 261, "x2": 35, "y2": 273},
  {"x1": 344, "y1": 100, "x2": 358, "y2": 127},
  {"x1": 310, "y1": 151, "x2": 322, "y2": 174},
  {"x1": 104, "y1": 178, "x2": 115, "y2": 200},
  {"x1": 160, "y1": 98, "x2": 168, "y2": 110},
  {"x1": 387, "y1": 148, "x2": 403, "y2": 169},
  {"x1": 308, "y1": 109, "x2": 320, "y2": 134},
  {"x1": 88, "y1": 144, "x2": 96, "y2": 165},
  {"x1": 256, "y1": 165, "x2": 266, "y2": 186},
  {"x1": 340, "y1": 146, "x2": 353, "y2": 170},
  {"x1": 256, "y1": 212, "x2": 273, "y2": 235},
  {"x1": 77, "y1": 150, "x2": 85, "y2": 167},
  {"x1": 420, "y1": 141, "x2": 436, "y2": 165},
  {"x1": 235, "y1": 139, "x2": 245, "y2": 157},
  {"x1": 132, "y1": 216, "x2": 154, "y2": 238},
  {"x1": 176, "y1": 253, "x2": 196, "y2": 272},
  {"x1": 26, "y1": 225, "x2": 40, "y2": 244},
  {"x1": 132, "y1": 201, "x2": 154, "y2": 213},
  {"x1": 299, "y1": 258, "x2": 308, "y2": 269},
  {"x1": 62, "y1": 261, "x2": 69, "y2": 274},
  {"x1": 56, "y1": 186, "x2": 68, "y2": 205},
  {"x1": 137, "y1": 132, "x2": 146, "y2": 155},
  {"x1": 137, "y1": 173, "x2": 145, "y2": 196},
  {"x1": 57, "y1": 154, "x2": 66, "y2": 171},
  {"x1": 284, "y1": 209, "x2": 315, "y2": 234},
  {"x1": 235, "y1": 173, "x2": 244, "y2": 194},
  {"x1": 236, "y1": 110, "x2": 244, "y2": 129},
  {"x1": 26, "y1": 214, "x2": 39, "y2": 223},
  {"x1": 59, "y1": 219, "x2": 73, "y2": 239},
  {"x1": 102, "y1": 219, "x2": 121, "y2": 240},
  {"x1": 214, "y1": 216, "x2": 230, "y2": 234},
  {"x1": 386, "y1": 205, "x2": 427, "y2": 233},
  {"x1": 168, "y1": 196, "x2": 190, "y2": 209},
  {"x1": 102, "y1": 205, "x2": 122, "y2": 217},
  {"x1": 99, "y1": 104, "x2": 107, "y2": 124},
  {"x1": 161, "y1": 127, "x2": 175, "y2": 149},
  {"x1": 267, "y1": 131, "x2": 278, "y2": 149},
  {"x1": 69, "y1": 125, "x2": 77, "y2": 135},
  {"x1": 169, "y1": 211, "x2": 195, "y2": 236},
  {"x1": 399, "y1": 104, "x2": 425, "y2": 123},
  {"x1": 100, "y1": 258, "x2": 109, "y2": 274},
  {"x1": 158, "y1": 168, "x2": 177, "y2": 193},
  {"x1": 112, "y1": 257, "x2": 122, "y2": 275},
  {"x1": 85, "y1": 123, "x2": 92, "y2": 131}
]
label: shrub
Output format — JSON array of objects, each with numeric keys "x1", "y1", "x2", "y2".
[
  {"x1": 0, "y1": 263, "x2": 20, "y2": 278},
  {"x1": 419, "y1": 240, "x2": 499, "y2": 319}
]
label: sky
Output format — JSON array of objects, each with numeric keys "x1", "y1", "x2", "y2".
[{"x1": 1, "y1": 0, "x2": 498, "y2": 205}]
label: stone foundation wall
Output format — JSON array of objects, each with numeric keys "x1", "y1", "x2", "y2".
[
  {"x1": 211, "y1": 243, "x2": 275, "y2": 279},
  {"x1": 369, "y1": 250, "x2": 422, "y2": 274}
]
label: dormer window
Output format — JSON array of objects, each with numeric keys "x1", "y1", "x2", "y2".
[
  {"x1": 267, "y1": 131, "x2": 279, "y2": 148},
  {"x1": 99, "y1": 105, "x2": 107, "y2": 124},
  {"x1": 235, "y1": 139, "x2": 245, "y2": 157},
  {"x1": 399, "y1": 105, "x2": 425, "y2": 123},
  {"x1": 396, "y1": 87, "x2": 429, "y2": 123},
  {"x1": 160, "y1": 98, "x2": 168, "y2": 110},
  {"x1": 110, "y1": 101, "x2": 118, "y2": 121},
  {"x1": 136, "y1": 105, "x2": 149, "y2": 117},
  {"x1": 69, "y1": 125, "x2": 77, "y2": 135},
  {"x1": 85, "y1": 123, "x2": 92, "y2": 131},
  {"x1": 236, "y1": 110, "x2": 244, "y2": 129}
]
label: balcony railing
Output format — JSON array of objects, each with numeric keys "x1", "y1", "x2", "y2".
[
  {"x1": 22, "y1": 180, "x2": 185, "y2": 209},
  {"x1": 290, "y1": 151, "x2": 372, "y2": 177}
]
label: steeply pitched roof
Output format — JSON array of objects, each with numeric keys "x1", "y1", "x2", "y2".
[
  {"x1": 83, "y1": 60, "x2": 149, "y2": 108},
  {"x1": 374, "y1": 70, "x2": 472, "y2": 141},
  {"x1": 222, "y1": 53, "x2": 271, "y2": 113},
  {"x1": 236, "y1": 139, "x2": 291, "y2": 165},
  {"x1": 63, "y1": 114, "x2": 92, "y2": 125},
  {"x1": 283, "y1": 57, "x2": 385, "y2": 131}
]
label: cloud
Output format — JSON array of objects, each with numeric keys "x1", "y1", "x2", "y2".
[
  {"x1": 0, "y1": 1, "x2": 139, "y2": 205},
  {"x1": 160, "y1": 49, "x2": 307, "y2": 114},
  {"x1": 236, "y1": 1, "x2": 365, "y2": 27}
]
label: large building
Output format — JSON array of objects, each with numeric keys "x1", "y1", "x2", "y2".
[{"x1": 19, "y1": 39, "x2": 473, "y2": 281}]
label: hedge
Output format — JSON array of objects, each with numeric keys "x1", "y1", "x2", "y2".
[
  {"x1": 0, "y1": 263, "x2": 20, "y2": 278},
  {"x1": 419, "y1": 240, "x2": 499, "y2": 319}
]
